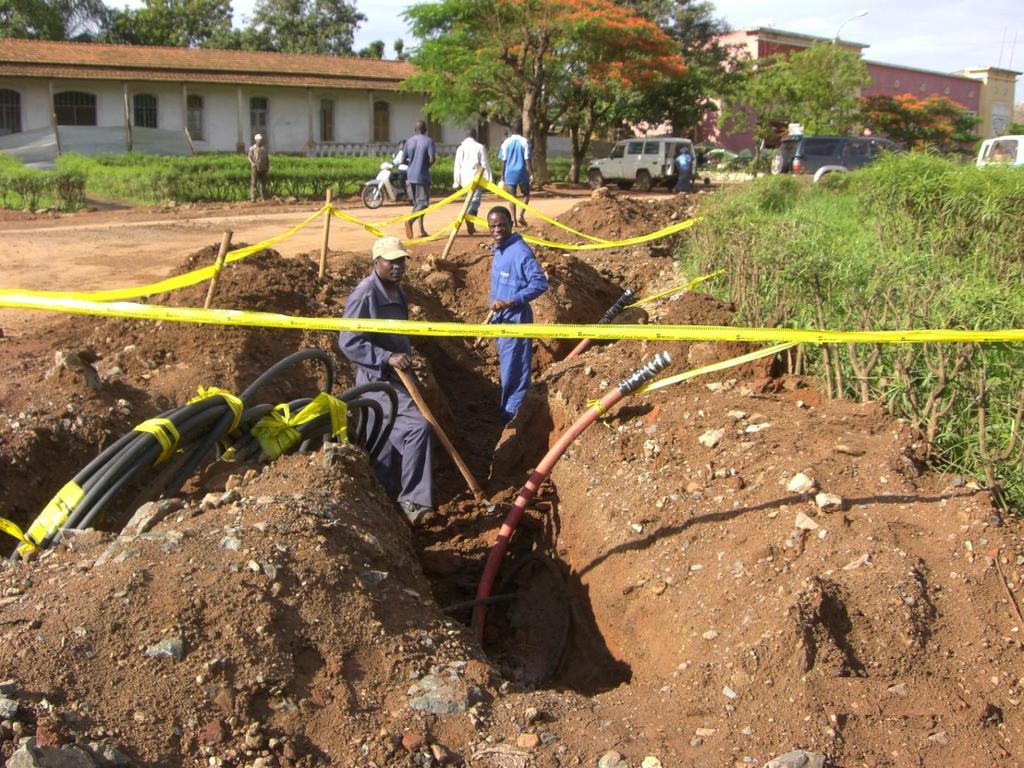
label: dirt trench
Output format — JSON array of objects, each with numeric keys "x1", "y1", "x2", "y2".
[{"x1": 2, "y1": 191, "x2": 1024, "y2": 768}]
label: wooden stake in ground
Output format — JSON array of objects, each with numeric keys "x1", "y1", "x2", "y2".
[
  {"x1": 318, "y1": 188, "x2": 333, "y2": 279},
  {"x1": 394, "y1": 367, "x2": 485, "y2": 501},
  {"x1": 203, "y1": 231, "x2": 233, "y2": 309},
  {"x1": 439, "y1": 169, "x2": 484, "y2": 263}
]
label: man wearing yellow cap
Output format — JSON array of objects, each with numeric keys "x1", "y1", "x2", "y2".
[{"x1": 339, "y1": 237, "x2": 433, "y2": 524}]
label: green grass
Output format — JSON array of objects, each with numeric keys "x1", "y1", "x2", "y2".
[
  {"x1": 680, "y1": 153, "x2": 1024, "y2": 508},
  {"x1": 47, "y1": 152, "x2": 575, "y2": 205}
]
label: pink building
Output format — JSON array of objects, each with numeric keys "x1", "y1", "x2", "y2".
[{"x1": 703, "y1": 27, "x2": 1014, "y2": 151}]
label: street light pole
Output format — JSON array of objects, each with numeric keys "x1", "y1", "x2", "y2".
[{"x1": 833, "y1": 9, "x2": 869, "y2": 44}]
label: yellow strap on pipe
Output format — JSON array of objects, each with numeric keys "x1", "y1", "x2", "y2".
[
  {"x1": 0, "y1": 517, "x2": 31, "y2": 546},
  {"x1": 16, "y1": 479, "x2": 85, "y2": 557},
  {"x1": 251, "y1": 393, "x2": 348, "y2": 459},
  {"x1": 189, "y1": 386, "x2": 245, "y2": 433},
  {"x1": 133, "y1": 417, "x2": 181, "y2": 464}
]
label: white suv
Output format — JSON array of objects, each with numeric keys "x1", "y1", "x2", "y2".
[{"x1": 588, "y1": 137, "x2": 694, "y2": 192}]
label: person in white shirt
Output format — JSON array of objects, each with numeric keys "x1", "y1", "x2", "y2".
[{"x1": 452, "y1": 128, "x2": 493, "y2": 235}]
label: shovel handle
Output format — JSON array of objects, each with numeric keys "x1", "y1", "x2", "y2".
[{"x1": 395, "y1": 368, "x2": 486, "y2": 501}]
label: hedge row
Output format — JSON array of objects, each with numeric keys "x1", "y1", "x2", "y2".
[{"x1": 0, "y1": 155, "x2": 86, "y2": 211}]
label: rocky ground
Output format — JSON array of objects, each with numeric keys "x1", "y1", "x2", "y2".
[{"x1": 1, "y1": 189, "x2": 1023, "y2": 768}]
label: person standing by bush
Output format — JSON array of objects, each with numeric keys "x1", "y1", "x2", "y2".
[
  {"x1": 403, "y1": 120, "x2": 436, "y2": 239},
  {"x1": 248, "y1": 134, "x2": 270, "y2": 201}
]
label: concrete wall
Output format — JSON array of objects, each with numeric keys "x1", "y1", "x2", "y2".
[
  {"x1": 0, "y1": 76, "x2": 454, "y2": 155},
  {"x1": 863, "y1": 62, "x2": 980, "y2": 111}
]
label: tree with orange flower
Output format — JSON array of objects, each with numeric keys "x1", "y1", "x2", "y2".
[
  {"x1": 860, "y1": 94, "x2": 978, "y2": 152},
  {"x1": 403, "y1": 0, "x2": 685, "y2": 182}
]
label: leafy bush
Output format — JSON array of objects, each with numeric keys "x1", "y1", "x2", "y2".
[
  {"x1": 680, "y1": 154, "x2": 1024, "y2": 507},
  {"x1": 9, "y1": 168, "x2": 49, "y2": 210},
  {"x1": 52, "y1": 169, "x2": 87, "y2": 210}
]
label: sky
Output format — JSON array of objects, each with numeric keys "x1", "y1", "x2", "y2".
[{"x1": 220, "y1": 0, "x2": 1023, "y2": 103}]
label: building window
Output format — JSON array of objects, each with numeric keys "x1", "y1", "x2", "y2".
[
  {"x1": 373, "y1": 100, "x2": 389, "y2": 142},
  {"x1": 320, "y1": 99, "x2": 334, "y2": 142},
  {"x1": 0, "y1": 89, "x2": 21, "y2": 135},
  {"x1": 893, "y1": 78, "x2": 900, "y2": 87},
  {"x1": 428, "y1": 119, "x2": 442, "y2": 143},
  {"x1": 187, "y1": 94, "x2": 204, "y2": 140},
  {"x1": 250, "y1": 96, "x2": 268, "y2": 140},
  {"x1": 54, "y1": 91, "x2": 96, "y2": 126},
  {"x1": 133, "y1": 93, "x2": 157, "y2": 128}
]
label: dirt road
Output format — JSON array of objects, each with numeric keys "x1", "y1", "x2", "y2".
[{"x1": 0, "y1": 191, "x2": 591, "y2": 333}]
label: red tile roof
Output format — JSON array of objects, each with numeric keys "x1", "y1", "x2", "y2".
[{"x1": 0, "y1": 38, "x2": 416, "y2": 90}]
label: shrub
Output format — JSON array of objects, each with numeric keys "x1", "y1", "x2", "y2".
[{"x1": 680, "y1": 156, "x2": 1024, "y2": 508}]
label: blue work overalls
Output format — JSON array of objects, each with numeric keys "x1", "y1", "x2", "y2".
[{"x1": 489, "y1": 233, "x2": 549, "y2": 424}]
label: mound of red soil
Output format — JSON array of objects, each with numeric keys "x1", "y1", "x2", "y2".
[{"x1": 0, "y1": 447, "x2": 500, "y2": 767}]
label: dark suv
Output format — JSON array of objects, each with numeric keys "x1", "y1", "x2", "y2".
[{"x1": 771, "y1": 135, "x2": 898, "y2": 180}]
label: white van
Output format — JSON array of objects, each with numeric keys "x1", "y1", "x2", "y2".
[
  {"x1": 588, "y1": 137, "x2": 694, "y2": 191},
  {"x1": 977, "y1": 135, "x2": 1024, "y2": 168}
]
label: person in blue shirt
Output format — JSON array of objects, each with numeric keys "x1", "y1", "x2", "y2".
[
  {"x1": 674, "y1": 145, "x2": 693, "y2": 193},
  {"x1": 487, "y1": 205, "x2": 549, "y2": 424},
  {"x1": 403, "y1": 120, "x2": 436, "y2": 239},
  {"x1": 498, "y1": 119, "x2": 533, "y2": 226}
]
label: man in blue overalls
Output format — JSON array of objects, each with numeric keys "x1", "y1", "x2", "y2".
[
  {"x1": 339, "y1": 236, "x2": 433, "y2": 524},
  {"x1": 487, "y1": 206, "x2": 549, "y2": 424}
]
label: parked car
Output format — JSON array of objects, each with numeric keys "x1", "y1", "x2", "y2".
[
  {"x1": 977, "y1": 135, "x2": 1024, "y2": 168},
  {"x1": 588, "y1": 136, "x2": 695, "y2": 192},
  {"x1": 771, "y1": 135, "x2": 899, "y2": 181}
]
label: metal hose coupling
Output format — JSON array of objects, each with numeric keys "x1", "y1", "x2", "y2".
[
  {"x1": 618, "y1": 351, "x2": 672, "y2": 394},
  {"x1": 598, "y1": 289, "x2": 636, "y2": 324}
]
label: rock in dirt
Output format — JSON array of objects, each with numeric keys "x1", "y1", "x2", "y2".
[
  {"x1": 641, "y1": 757, "x2": 663, "y2": 768},
  {"x1": 814, "y1": 492, "x2": 843, "y2": 511},
  {"x1": 787, "y1": 473, "x2": 817, "y2": 494},
  {"x1": 516, "y1": 733, "x2": 540, "y2": 749},
  {"x1": 698, "y1": 428, "x2": 725, "y2": 448},
  {"x1": 407, "y1": 674, "x2": 469, "y2": 715},
  {"x1": 9, "y1": 744, "x2": 99, "y2": 768},
  {"x1": 761, "y1": 750, "x2": 827, "y2": 768},
  {"x1": 0, "y1": 694, "x2": 18, "y2": 718},
  {"x1": 402, "y1": 731, "x2": 427, "y2": 752},
  {"x1": 598, "y1": 751, "x2": 628, "y2": 768},
  {"x1": 143, "y1": 635, "x2": 185, "y2": 661},
  {"x1": 794, "y1": 511, "x2": 819, "y2": 531}
]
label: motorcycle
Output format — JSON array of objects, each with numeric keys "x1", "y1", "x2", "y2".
[{"x1": 361, "y1": 161, "x2": 409, "y2": 209}]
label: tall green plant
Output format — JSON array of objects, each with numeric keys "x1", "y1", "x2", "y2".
[{"x1": 679, "y1": 155, "x2": 1024, "y2": 507}]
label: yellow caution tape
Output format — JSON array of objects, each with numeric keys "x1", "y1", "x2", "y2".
[
  {"x1": 16, "y1": 480, "x2": 85, "y2": 557},
  {"x1": 0, "y1": 206, "x2": 329, "y2": 303},
  {"x1": 638, "y1": 342, "x2": 798, "y2": 394},
  {"x1": 251, "y1": 392, "x2": 348, "y2": 459},
  {"x1": 478, "y1": 180, "x2": 613, "y2": 244},
  {"x1": 329, "y1": 206, "x2": 386, "y2": 237},
  {"x1": 133, "y1": 417, "x2": 181, "y2": 464},
  {"x1": 466, "y1": 212, "x2": 701, "y2": 251},
  {"x1": 189, "y1": 386, "x2": 245, "y2": 433},
  {"x1": 3, "y1": 292, "x2": 1021, "y2": 345},
  {"x1": 371, "y1": 183, "x2": 474, "y2": 226},
  {"x1": 628, "y1": 269, "x2": 727, "y2": 308}
]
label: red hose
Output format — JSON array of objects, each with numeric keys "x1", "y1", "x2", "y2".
[
  {"x1": 563, "y1": 338, "x2": 593, "y2": 360},
  {"x1": 472, "y1": 351, "x2": 670, "y2": 641}
]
